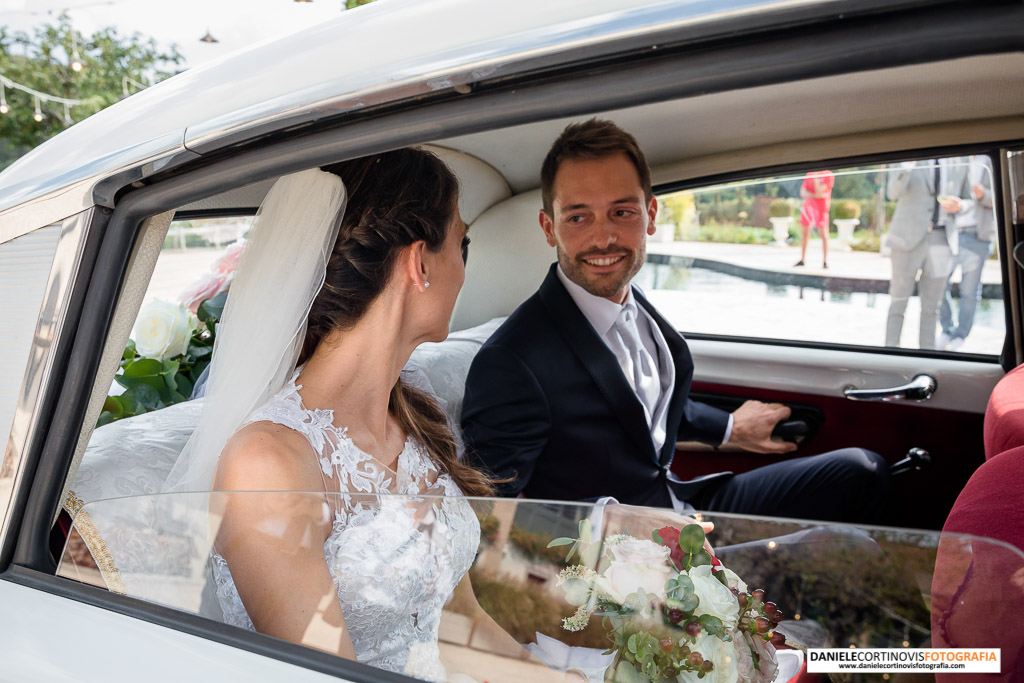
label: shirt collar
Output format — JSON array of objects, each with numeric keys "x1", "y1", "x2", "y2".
[{"x1": 556, "y1": 264, "x2": 636, "y2": 337}]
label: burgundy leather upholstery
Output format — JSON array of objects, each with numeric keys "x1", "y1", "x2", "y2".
[
  {"x1": 983, "y1": 363, "x2": 1024, "y2": 461},
  {"x1": 932, "y1": 366, "x2": 1024, "y2": 681}
]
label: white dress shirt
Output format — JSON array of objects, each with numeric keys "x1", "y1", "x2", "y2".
[{"x1": 556, "y1": 266, "x2": 733, "y2": 511}]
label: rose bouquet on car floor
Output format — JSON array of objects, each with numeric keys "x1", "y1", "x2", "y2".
[{"x1": 549, "y1": 521, "x2": 782, "y2": 683}]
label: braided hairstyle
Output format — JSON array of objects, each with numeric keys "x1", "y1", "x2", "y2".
[{"x1": 302, "y1": 148, "x2": 493, "y2": 497}]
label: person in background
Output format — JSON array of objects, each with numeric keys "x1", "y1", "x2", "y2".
[
  {"x1": 794, "y1": 169, "x2": 835, "y2": 269},
  {"x1": 885, "y1": 157, "x2": 974, "y2": 349},
  {"x1": 938, "y1": 155, "x2": 997, "y2": 351}
]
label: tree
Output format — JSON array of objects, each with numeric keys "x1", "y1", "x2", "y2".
[{"x1": 0, "y1": 14, "x2": 182, "y2": 170}]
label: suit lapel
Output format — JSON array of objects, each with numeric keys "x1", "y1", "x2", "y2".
[
  {"x1": 537, "y1": 265, "x2": 657, "y2": 461},
  {"x1": 634, "y1": 289, "x2": 692, "y2": 466}
]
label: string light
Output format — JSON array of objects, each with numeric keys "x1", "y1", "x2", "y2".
[
  {"x1": 70, "y1": 30, "x2": 84, "y2": 72},
  {"x1": 0, "y1": 74, "x2": 84, "y2": 122},
  {"x1": 121, "y1": 75, "x2": 148, "y2": 99}
]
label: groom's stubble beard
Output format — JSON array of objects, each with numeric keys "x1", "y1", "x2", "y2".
[{"x1": 556, "y1": 240, "x2": 646, "y2": 300}]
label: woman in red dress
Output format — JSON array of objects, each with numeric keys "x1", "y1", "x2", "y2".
[{"x1": 794, "y1": 169, "x2": 835, "y2": 268}]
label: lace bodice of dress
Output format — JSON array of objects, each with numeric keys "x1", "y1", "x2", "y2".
[{"x1": 211, "y1": 373, "x2": 480, "y2": 682}]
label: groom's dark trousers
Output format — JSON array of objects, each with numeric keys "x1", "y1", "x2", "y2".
[{"x1": 461, "y1": 264, "x2": 889, "y2": 524}]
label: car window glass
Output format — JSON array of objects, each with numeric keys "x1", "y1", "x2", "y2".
[
  {"x1": 0, "y1": 223, "x2": 61, "y2": 508},
  {"x1": 56, "y1": 494, "x2": 1023, "y2": 681},
  {"x1": 91, "y1": 216, "x2": 253, "y2": 427},
  {"x1": 642, "y1": 155, "x2": 1004, "y2": 356}
]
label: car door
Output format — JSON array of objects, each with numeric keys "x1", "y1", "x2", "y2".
[{"x1": 648, "y1": 149, "x2": 1024, "y2": 530}]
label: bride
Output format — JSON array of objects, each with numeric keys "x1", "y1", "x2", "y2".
[{"x1": 162, "y1": 149, "x2": 528, "y2": 680}]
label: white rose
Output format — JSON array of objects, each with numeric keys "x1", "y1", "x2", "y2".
[
  {"x1": 676, "y1": 634, "x2": 739, "y2": 683},
  {"x1": 717, "y1": 565, "x2": 748, "y2": 594},
  {"x1": 133, "y1": 300, "x2": 197, "y2": 360},
  {"x1": 600, "y1": 538, "x2": 673, "y2": 603},
  {"x1": 689, "y1": 564, "x2": 740, "y2": 631}
]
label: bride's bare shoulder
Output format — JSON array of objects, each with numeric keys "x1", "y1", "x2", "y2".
[{"x1": 214, "y1": 421, "x2": 322, "y2": 492}]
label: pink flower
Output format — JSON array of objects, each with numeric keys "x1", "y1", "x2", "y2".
[
  {"x1": 179, "y1": 272, "x2": 230, "y2": 313},
  {"x1": 211, "y1": 240, "x2": 245, "y2": 276},
  {"x1": 178, "y1": 240, "x2": 246, "y2": 313}
]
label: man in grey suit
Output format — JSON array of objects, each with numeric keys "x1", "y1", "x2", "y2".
[
  {"x1": 885, "y1": 157, "x2": 975, "y2": 349},
  {"x1": 939, "y1": 155, "x2": 997, "y2": 351}
]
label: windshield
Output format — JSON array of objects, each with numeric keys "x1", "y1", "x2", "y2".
[{"x1": 57, "y1": 493, "x2": 1022, "y2": 682}]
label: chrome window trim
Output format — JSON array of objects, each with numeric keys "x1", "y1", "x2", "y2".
[
  {"x1": 0, "y1": 180, "x2": 94, "y2": 245},
  {"x1": 0, "y1": 210, "x2": 94, "y2": 556},
  {"x1": 181, "y1": 0, "x2": 944, "y2": 155}
]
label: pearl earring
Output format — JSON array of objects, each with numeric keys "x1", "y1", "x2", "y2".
[{"x1": 424, "y1": 281, "x2": 431, "y2": 289}]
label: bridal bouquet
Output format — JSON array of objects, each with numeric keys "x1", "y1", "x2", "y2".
[{"x1": 550, "y1": 522, "x2": 782, "y2": 683}]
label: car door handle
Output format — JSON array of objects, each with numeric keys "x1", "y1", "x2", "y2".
[{"x1": 843, "y1": 374, "x2": 937, "y2": 402}]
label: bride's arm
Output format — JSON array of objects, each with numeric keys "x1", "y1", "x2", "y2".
[{"x1": 214, "y1": 424, "x2": 357, "y2": 660}]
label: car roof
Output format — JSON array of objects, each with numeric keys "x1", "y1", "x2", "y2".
[{"x1": 0, "y1": 0, "x2": 936, "y2": 216}]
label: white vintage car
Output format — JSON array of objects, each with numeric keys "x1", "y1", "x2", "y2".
[{"x1": 1, "y1": 0, "x2": 1023, "y2": 681}]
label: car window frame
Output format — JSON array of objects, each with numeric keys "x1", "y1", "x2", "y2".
[
  {"x1": 651, "y1": 143, "x2": 1019, "y2": 369},
  {"x1": 5, "y1": 6, "x2": 1024, "y2": 676}
]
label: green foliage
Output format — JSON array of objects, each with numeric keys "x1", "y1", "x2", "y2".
[
  {"x1": 833, "y1": 199, "x2": 862, "y2": 220},
  {"x1": 695, "y1": 224, "x2": 774, "y2": 245},
  {"x1": 0, "y1": 14, "x2": 182, "y2": 170},
  {"x1": 97, "y1": 292, "x2": 225, "y2": 427},
  {"x1": 768, "y1": 199, "x2": 793, "y2": 218},
  {"x1": 850, "y1": 230, "x2": 882, "y2": 253}
]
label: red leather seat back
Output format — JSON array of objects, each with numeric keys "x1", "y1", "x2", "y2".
[
  {"x1": 941, "y1": 444, "x2": 1024, "y2": 552},
  {"x1": 983, "y1": 364, "x2": 1024, "y2": 460}
]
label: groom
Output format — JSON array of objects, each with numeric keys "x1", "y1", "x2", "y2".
[{"x1": 461, "y1": 119, "x2": 889, "y2": 523}]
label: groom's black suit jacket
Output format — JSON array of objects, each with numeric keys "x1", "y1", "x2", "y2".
[{"x1": 461, "y1": 264, "x2": 733, "y2": 508}]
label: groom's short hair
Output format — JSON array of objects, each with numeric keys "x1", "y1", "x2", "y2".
[{"x1": 540, "y1": 118, "x2": 653, "y2": 216}]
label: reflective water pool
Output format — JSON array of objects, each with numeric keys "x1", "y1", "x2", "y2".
[{"x1": 636, "y1": 262, "x2": 1004, "y2": 356}]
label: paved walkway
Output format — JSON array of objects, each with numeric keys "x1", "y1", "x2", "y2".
[{"x1": 647, "y1": 239, "x2": 1002, "y2": 295}]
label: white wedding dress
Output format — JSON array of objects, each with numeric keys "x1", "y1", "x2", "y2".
[{"x1": 210, "y1": 372, "x2": 481, "y2": 682}]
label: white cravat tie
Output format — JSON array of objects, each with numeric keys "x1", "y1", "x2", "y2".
[{"x1": 611, "y1": 304, "x2": 661, "y2": 423}]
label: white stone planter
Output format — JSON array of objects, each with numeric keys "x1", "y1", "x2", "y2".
[
  {"x1": 833, "y1": 217, "x2": 860, "y2": 251},
  {"x1": 769, "y1": 216, "x2": 793, "y2": 245}
]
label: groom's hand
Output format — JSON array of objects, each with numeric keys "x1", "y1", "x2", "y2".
[{"x1": 729, "y1": 400, "x2": 798, "y2": 454}]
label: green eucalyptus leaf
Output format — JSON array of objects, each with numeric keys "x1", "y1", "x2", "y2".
[
  {"x1": 627, "y1": 634, "x2": 638, "y2": 654},
  {"x1": 690, "y1": 550, "x2": 713, "y2": 567},
  {"x1": 578, "y1": 518, "x2": 592, "y2": 544},
  {"x1": 546, "y1": 537, "x2": 575, "y2": 548},
  {"x1": 123, "y1": 358, "x2": 164, "y2": 377},
  {"x1": 96, "y1": 411, "x2": 115, "y2": 427},
  {"x1": 678, "y1": 524, "x2": 706, "y2": 554},
  {"x1": 680, "y1": 593, "x2": 699, "y2": 612},
  {"x1": 174, "y1": 373, "x2": 194, "y2": 399},
  {"x1": 121, "y1": 384, "x2": 163, "y2": 415},
  {"x1": 652, "y1": 529, "x2": 664, "y2": 545},
  {"x1": 697, "y1": 614, "x2": 727, "y2": 638},
  {"x1": 197, "y1": 292, "x2": 227, "y2": 326},
  {"x1": 667, "y1": 574, "x2": 695, "y2": 601},
  {"x1": 101, "y1": 396, "x2": 124, "y2": 419},
  {"x1": 122, "y1": 339, "x2": 136, "y2": 360}
]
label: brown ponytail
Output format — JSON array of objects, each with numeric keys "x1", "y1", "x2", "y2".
[{"x1": 302, "y1": 149, "x2": 494, "y2": 497}]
